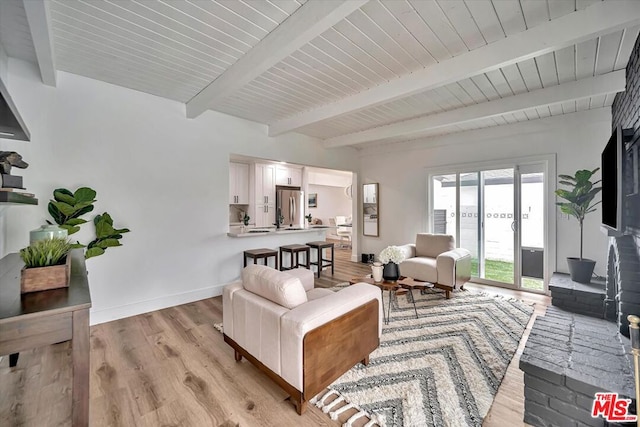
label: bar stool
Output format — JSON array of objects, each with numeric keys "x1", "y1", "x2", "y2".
[
  {"x1": 306, "y1": 241, "x2": 335, "y2": 278},
  {"x1": 243, "y1": 248, "x2": 278, "y2": 270},
  {"x1": 279, "y1": 244, "x2": 310, "y2": 271}
]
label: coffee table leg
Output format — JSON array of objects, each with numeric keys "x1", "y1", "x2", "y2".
[
  {"x1": 410, "y1": 289, "x2": 419, "y2": 319},
  {"x1": 387, "y1": 290, "x2": 393, "y2": 325}
]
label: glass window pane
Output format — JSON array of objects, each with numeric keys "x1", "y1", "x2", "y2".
[
  {"x1": 432, "y1": 174, "x2": 457, "y2": 241},
  {"x1": 482, "y1": 169, "x2": 514, "y2": 284},
  {"x1": 459, "y1": 172, "x2": 479, "y2": 277}
]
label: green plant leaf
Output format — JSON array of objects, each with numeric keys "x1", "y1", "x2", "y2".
[
  {"x1": 95, "y1": 219, "x2": 116, "y2": 239},
  {"x1": 558, "y1": 174, "x2": 576, "y2": 181},
  {"x1": 558, "y1": 180, "x2": 576, "y2": 187},
  {"x1": 114, "y1": 228, "x2": 130, "y2": 234},
  {"x1": 85, "y1": 247, "x2": 105, "y2": 259},
  {"x1": 96, "y1": 238, "x2": 122, "y2": 249},
  {"x1": 53, "y1": 188, "x2": 74, "y2": 200},
  {"x1": 60, "y1": 224, "x2": 81, "y2": 235},
  {"x1": 65, "y1": 218, "x2": 87, "y2": 226},
  {"x1": 74, "y1": 187, "x2": 97, "y2": 204},
  {"x1": 74, "y1": 205, "x2": 94, "y2": 218},
  {"x1": 52, "y1": 201, "x2": 77, "y2": 216},
  {"x1": 48, "y1": 203, "x2": 63, "y2": 224},
  {"x1": 54, "y1": 190, "x2": 76, "y2": 205},
  {"x1": 70, "y1": 242, "x2": 86, "y2": 249}
]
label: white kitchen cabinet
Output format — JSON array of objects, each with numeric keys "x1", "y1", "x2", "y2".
[
  {"x1": 255, "y1": 164, "x2": 276, "y2": 226},
  {"x1": 276, "y1": 165, "x2": 302, "y2": 187},
  {"x1": 229, "y1": 162, "x2": 249, "y2": 205},
  {"x1": 255, "y1": 163, "x2": 276, "y2": 205}
]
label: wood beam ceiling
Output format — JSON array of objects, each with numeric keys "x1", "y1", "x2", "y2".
[
  {"x1": 23, "y1": 0, "x2": 56, "y2": 86},
  {"x1": 323, "y1": 70, "x2": 626, "y2": 148},
  {"x1": 270, "y1": 1, "x2": 640, "y2": 137},
  {"x1": 185, "y1": 0, "x2": 369, "y2": 119}
]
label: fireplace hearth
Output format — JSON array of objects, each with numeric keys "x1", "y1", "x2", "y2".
[{"x1": 607, "y1": 235, "x2": 640, "y2": 337}]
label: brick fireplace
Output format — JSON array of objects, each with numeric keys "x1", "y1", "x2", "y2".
[{"x1": 520, "y1": 32, "x2": 640, "y2": 426}]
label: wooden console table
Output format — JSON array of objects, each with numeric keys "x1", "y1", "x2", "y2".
[{"x1": 0, "y1": 249, "x2": 91, "y2": 426}]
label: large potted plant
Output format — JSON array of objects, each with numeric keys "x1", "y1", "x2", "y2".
[{"x1": 555, "y1": 168, "x2": 602, "y2": 283}]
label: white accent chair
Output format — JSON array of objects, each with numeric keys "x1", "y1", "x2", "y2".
[
  {"x1": 397, "y1": 233, "x2": 471, "y2": 299},
  {"x1": 223, "y1": 265, "x2": 382, "y2": 414}
]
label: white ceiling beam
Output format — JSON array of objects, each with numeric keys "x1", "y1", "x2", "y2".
[
  {"x1": 185, "y1": 0, "x2": 368, "y2": 119},
  {"x1": 323, "y1": 70, "x2": 626, "y2": 148},
  {"x1": 270, "y1": 0, "x2": 640, "y2": 136},
  {"x1": 23, "y1": 0, "x2": 57, "y2": 86}
]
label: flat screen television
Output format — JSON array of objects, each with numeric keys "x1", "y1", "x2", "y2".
[{"x1": 601, "y1": 126, "x2": 630, "y2": 232}]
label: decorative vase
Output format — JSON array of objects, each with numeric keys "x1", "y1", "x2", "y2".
[
  {"x1": 371, "y1": 262, "x2": 383, "y2": 282},
  {"x1": 383, "y1": 262, "x2": 400, "y2": 281},
  {"x1": 29, "y1": 224, "x2": 68, "y2": 244}
]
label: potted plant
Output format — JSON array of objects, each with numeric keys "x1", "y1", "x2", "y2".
[
  {"x1": 305, "y1": 214, "x2": 312, "y2": 224},
  {"x1": 555, "y1": 168, "x2": 602, "y2": 283},
  {"x1": 47, "y1": 187, "x2": 130, "y2": 259},
  {"x1": 20, "y1": 237, "x2": 73, "y2": 293},
  {"x1": 379, "y1": 245, "x2": 406, "y2": 281}
]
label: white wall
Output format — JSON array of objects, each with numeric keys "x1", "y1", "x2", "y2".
[
  {"x1": 0, "y1": 59, "x2": 358, "y2": 324},
  {"x1": 307, "y1": 184, "x2": 352, "y2": 231},
  {"x1": 358, "y1": 108, "x2": 612, "y2": 278}
]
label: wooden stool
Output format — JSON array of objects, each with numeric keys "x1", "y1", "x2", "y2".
[
  {"x1": 306, "y1": 241, "x2": 334, "y2": 278},
  {"x1": 243, "y1": 248, "x2": 278, "y2": 270},
  {"x1": 279, "y1": 244, "x2": 310, "y2": 271}
]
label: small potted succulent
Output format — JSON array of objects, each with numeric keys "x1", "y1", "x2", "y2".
[
  {"x1": 305, "y1": 214, "x2": 313, "y2": 224},
  {"x1": 20, "y1": 237, "x2": 73, "y2": 293}
]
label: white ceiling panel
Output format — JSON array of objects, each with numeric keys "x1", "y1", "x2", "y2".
[{"x1": 0, "y1": 0, "x2": 636, "y2": 150}]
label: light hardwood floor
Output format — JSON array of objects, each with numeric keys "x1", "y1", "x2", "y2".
[{"x1": 0, "y1": 243, "x2": 549, "y2": 426}]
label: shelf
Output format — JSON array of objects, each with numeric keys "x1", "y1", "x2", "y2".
[{"x1": 0, "y1": 192, "x2": 38, "y2": 205}]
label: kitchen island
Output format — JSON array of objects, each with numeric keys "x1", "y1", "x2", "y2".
[{"x1": 227, "y1": 225, "x2": 330, "y2": 238}]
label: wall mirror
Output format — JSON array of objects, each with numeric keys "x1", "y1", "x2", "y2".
[{"x1": 363, "y1": 183, "x2": 378, "y2": 237}]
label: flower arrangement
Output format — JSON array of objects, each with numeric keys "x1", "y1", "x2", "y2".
[{"x1": 379, "y1": 245, "x2": 405, "y2": 264}]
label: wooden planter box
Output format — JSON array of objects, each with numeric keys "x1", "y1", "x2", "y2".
[{"x1": 20, "y1": 255, "x2": 71, "y2": 293}]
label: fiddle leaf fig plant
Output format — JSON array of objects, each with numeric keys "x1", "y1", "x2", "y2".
[
  {"x1": 47, "y1": 187, "x2": 130, "y2": 259},
  {"x1": 555, "y1": 168, "x2": 601, "y2": 260}
]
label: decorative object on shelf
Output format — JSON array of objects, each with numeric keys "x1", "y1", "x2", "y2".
[
  {"x1": 243, "y1": 213, "x2": 250, "y2": 226},
  {"x1": 555, "y1": 168, "x2": 602, "y2": 283},
  {"x1": 305, "y1": 214, "x2": 312, "y2": 224},
  {"x1": 0, "y1": 151, "x2": 28, "y2": 175},
  {"x1": 30, "y1": 224, "x2": 68, "y2": 244},
  {"x1": 308, "y1": 193, "x2": 317, "y2": 208},
  {"x1": 47, "y1": 187, "x2": 131, "y2": 259},
  {"x1": 379, "y1": 245, "x2": 405, "y2": 281},
  {"x1": 371, "y1": 261, "x2": 383, "y2": 282},
  {"x1": 19, "y1": 237, "x2": 72, "y2": 293}
]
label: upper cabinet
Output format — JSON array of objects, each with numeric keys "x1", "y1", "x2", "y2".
[
  {"x1": 276, "y1": 166, "x2": 302, "y2": 187},
  {"x1": 255, "y1": 163, "x2": 276, "y2": 206},
  {"x1": 229, "y1": 162, "x2": 249, "y2": 205}
]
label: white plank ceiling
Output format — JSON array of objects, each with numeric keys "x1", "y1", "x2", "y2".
[{"x1": 1, "y1": 0, "x2": 640, "y2": 149}]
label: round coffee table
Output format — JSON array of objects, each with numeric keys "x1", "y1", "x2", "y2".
[{"x1": 349, "y1": 277, "x2": 416, "y2": 325}]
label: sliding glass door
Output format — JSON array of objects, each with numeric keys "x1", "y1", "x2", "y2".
[{"x1": 430, "y1": 160, "x2": 547, "y2": 292}]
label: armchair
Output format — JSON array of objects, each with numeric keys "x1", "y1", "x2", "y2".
[
  {"x1": 398, "y1": 233, "x2": 471, "y2": 299},
  {"x1": 223, "y1": 265, "x2": 382, "y2": 414}
]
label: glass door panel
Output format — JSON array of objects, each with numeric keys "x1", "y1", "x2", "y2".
[
  {"x1": 432, "y1": 174, "x2": 458, "y2": 240},
  {"x1": 520, "y1": 170, "x2": 545, "y2": 291},
  {"x1": 459, "y1": 172, "x2": 480, "y2": 277},
  {"x1": 481, "y1": 169, "x2": 515, "y2": 285}
]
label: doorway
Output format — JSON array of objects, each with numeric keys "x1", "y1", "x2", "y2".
[{"x1": 429, "y1": 159, "x2": 550, "y2": 292}]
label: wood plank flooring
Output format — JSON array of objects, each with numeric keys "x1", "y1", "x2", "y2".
[{"x1": 0, "y1": 242, "x2": 550, "y2": 426}]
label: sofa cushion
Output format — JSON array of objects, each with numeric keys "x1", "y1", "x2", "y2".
[
  {"x1": 242, "y1": 264, "x2": 307, "y2": 309},
  {"x1": 400, "y1": 257, "x2": 438, "y2": 283},
  {"x1": 415, "y1": 233, "x2": 454, "y2": 258},
  {"x1": 306, "y1": 288, "x2": 333, "y2": 301}
]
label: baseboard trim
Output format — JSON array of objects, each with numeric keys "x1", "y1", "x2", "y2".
[{"x1": 89, "y1": 282, "x2": 232, "y2": 325}]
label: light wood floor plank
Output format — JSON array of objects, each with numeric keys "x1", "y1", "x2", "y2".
[{"x1": 0, "y1": 243, "x2": 549, "y2": 426}]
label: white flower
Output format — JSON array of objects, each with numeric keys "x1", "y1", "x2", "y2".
[{"x1": 379, "y1": 245, "x2": 405, "y2": 264}]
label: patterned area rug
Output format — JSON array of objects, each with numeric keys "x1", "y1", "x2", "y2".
[
  {"x1": 313, "y1": 284, "x2": 534, "y2": 427},
  {"x1": 216, "y1": 284, "x2": 534, "y2": 427}
]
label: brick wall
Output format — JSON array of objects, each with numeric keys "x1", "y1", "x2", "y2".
[{"x1": 610, "y1": 32, "x2": 640, "y2": 336}]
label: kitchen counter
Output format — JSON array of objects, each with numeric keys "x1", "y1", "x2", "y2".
[{"x1": 227, "y1": 225, "x2": 330, "y2": 238}]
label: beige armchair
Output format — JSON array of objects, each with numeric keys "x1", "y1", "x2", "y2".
[
  {"x1": 398, "y1": 233, "x2": 471, "y2": 299},
  {"x1": 223, "y1": 265, "x2": 382, "y2": 414}
]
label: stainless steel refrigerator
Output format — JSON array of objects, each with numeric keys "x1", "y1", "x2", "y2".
[{"x1": 276, "y1": 187, "x2": 304, "y2": 228}]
